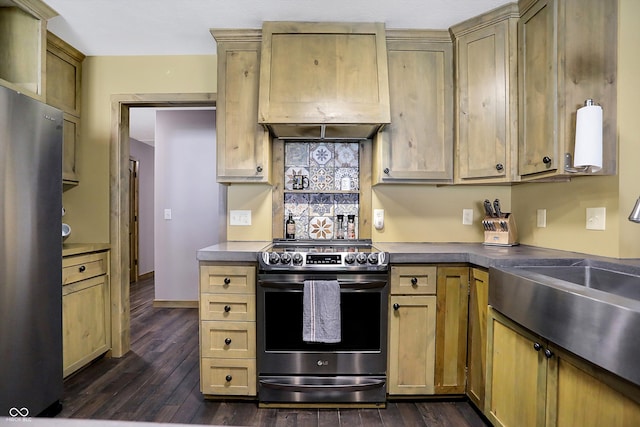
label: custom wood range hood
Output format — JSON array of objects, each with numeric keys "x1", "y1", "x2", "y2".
[{"x1": 258, "y1": 21, "x2": 391, "y2": 140}]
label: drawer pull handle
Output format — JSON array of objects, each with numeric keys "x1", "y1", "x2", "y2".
[
  {"x1": 393, "y1": 303, "x2": 400, "y2": 311},
  {"x1": 79, "y1": 265, "x2": 86, "y2": 273},
  {"x1": 224, "y1": 305, "x2": 231, "y2": 313},
  {"x1": 224, "y1": 338, "x2": 232, "y2": 345},
  {"x1": 410, "y1": 277, "x2": 418, "y2": 286},
  {"x1": 223, "y1": 277, "x2": 231, "y2": 285},
  {"x1": 225, "y1": 375, "x2": 233, "y2": 382}
]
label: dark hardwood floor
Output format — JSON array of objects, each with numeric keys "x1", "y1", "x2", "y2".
[{"x1": 58, "y1": 276, "x2": 490, "y2": 426}]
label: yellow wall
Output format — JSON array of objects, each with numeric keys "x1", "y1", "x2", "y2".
[
  {"x1": 66, "y1": 0, "x2": 640, "y2": 260},
  {"x1": 62, "y1": 55, "x2": 217, "y2": 244}
]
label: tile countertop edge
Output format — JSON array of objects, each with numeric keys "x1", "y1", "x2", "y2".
[{"x1": 196, "y1": 241, "x2": 640, "y2": 270}]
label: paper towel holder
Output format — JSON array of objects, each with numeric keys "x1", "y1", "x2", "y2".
[
  {"x1": 629, "y1": 197, "x2": 640, "y2": 223},
  {"x1": 565, "y1": 99, "x2": 603, "y2": 173}
]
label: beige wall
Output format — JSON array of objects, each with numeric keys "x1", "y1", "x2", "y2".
[
  {"x1": 62, "y1": 55, "x2": 217, "y2": 244},
  {"x1": 67, "y1": 0, "x2": 640, "y2": 260}
]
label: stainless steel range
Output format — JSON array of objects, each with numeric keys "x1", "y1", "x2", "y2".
[{"x1": 257, "y1": 239, "x2": 389, "y2": 405}]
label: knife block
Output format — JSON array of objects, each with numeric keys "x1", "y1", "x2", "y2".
[{"x1": 483, "y1": 213, "x2": 518, "y2": 246}]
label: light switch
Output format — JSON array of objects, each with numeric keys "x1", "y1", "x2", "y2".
[
  {"x1": 462, "y1": 209, "x2": 473, "y2": 225},
  {"x1": 230, "y1": 210, "x2": 251, "y2": 226},
  {"x1": 164, "y1": 209, "x2": 172, "y2": 220},
  {"x1": 537, "y1": 209, "x2": 546, "y2": 228}
]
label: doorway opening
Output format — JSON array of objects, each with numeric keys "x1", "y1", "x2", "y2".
[{"x1": 110, "y1": 93, "x2": 217, "y2": 357}]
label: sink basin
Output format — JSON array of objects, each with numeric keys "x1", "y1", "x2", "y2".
[
  {"x1": 518, "y1": 264, "x2": 640, "y2": 301},
  {"x1": 490, "y1": 261, "x2": 640, "y2": 387}
]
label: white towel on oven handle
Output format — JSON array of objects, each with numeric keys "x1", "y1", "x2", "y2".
[{"x1": 303, "y1": 280, "x2": 341, "y2": 343}]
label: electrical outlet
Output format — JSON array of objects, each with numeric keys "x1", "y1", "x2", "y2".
[
  {"x1": 586, "y1": 207, "x2": 606, "y2": 230},
  {"x1": 164, "y1": 209, "x2": 172, "y2": 220},
  {"x1": 230, "y1": 210, "x2": 251, "y2": 226},
  {"x1": 537, "y1": 209, "x2": 546, "y2": 228},
  {"x1": 462, "y1": 209, "x2": 474, "y2": 225}
]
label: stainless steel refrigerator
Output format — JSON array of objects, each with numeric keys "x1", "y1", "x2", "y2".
[{"x1": 0, "y1": 85, "x2": 63, "y2": 417}]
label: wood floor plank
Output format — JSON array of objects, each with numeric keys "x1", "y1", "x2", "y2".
[{"x1": 58, "y1": 277, "x2": 490, "y2": 427}]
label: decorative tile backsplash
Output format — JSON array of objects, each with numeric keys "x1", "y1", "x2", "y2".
[{"x1": 284, "y1": 142, "x2": 360, "y2": 239}]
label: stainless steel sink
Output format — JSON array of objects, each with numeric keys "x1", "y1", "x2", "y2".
[
  {"x1": 518, "y1": 264, "x2": 640, "y2": 301},
  {"x1": 490, "y1": 260, "x2": 640, "y2": 387}
]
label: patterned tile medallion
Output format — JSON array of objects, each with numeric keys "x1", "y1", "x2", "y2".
[
  {"x1": 309, "y1": 194, "x2": 334, "y2": 217},
  {"x1": 309, "y1": 167, "x2": 334, "y2": 191},
  {"x1": 284, "y1": 193, "x2": 309, "y2": 217},
  {"x1": 284, "y1": 167, "x2": 310, "y2": 191},
  {"x1": 285, "y1": 142, "x2": 309, "y2": 167},
  {"x1": 310, "y1": 143, "x2": 334, "y2": 167},
  {"x1": 309, "y1": 216, "x2": 334, "y2": 240},
  {"x1": 334, "y1": 142, "x2": 359, "y2": 167},
  {"x1": 334, "y1": 167, "x2": 359, "y2": 191}
]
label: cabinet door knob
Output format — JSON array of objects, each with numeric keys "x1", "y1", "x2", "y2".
[
  {"x1": 224, "y1": 305, "x2": 231, "y2": 313},
  {"x1": 393, "y1": 303, "x2": 400, "y2": 311},
  {"x1": 544, "y1": 348, "x2": 554, "y2": 359},
  {"x1": 224, "y1": 338, "x2": 232, "y2": 345},
  {"x1": 543, "y1": 156, "x2": 552, "y2": 165},
  {"x1": 223, "y1": 277, "x2": 231, "y2": 285},
  {"x1": 495, "y1": 163, "x2": 504, "y2": 171},
  {"x1": 383, "y1": 168, "x2": 390, "y2": 175},
  {"x1": 411, "y1": 277, "x2": 418, "y2": 286},
  {"x1": 78, "y1": 265, "x2": 86, "y2": 273},
  {"x1": 256, "y1": 165, "x2": 263, "y2": 173},
  {"x1": 533, "y1": 342, "x2": 543, "y2": 352},
  {"x1": 225, "y1": 375, "x2": 232, "y2": 382}
]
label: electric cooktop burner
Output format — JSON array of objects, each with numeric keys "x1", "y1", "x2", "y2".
[{"x1": 259, "y1": 239, "x2": 388, "y2": 271}]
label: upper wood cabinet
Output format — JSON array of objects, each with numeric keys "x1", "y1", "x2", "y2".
[
  {"x1": 451, "y1": 4, "x2": 519, "y2": 184},
  {"x1": 373, "y1": 30, "x2": 454, "y2": 184},
  {"x1": 211, "y1": 30, "x2": 271, "y2": 184},
  {"x1": 258, "y1": 22, "x2": 390, "y2": 140},
  {"x1": 517, "y1": 0, "x2": 617, "y2": 179},
  {"x1": 46, "y1": 31, "x2": 85, "y2": 186},
  {"x1": 0, "y1": 0, "x2": 57, "y2": 100}
]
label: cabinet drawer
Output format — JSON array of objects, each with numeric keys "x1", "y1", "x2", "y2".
[
  {"x1": 200, "y1": 294, "x2": 255, "y2": 322},
  {"x1": 391, "y1": 265, "x2": 437, "y2": 295},
  {"x1": 201, "y1": 357, "x2": 256, "y2": 396},
  {"x1": 201, "y1": 321, "x2": 256, "y2": 358},
  {"x1": 200, "y1": 265, "x2": 255, "y2": 294},
  {"x1": 63, "y1": 251, "x2": 108, "y2": 284}
]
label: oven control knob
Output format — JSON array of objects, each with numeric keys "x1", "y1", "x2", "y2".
[
  {"x1": 280, "y1": 252, "x2": 292, "y2": 264},
  {"x1": 368, "y1": 252, "x2": 379, "y2": 264},
  {"x1": 356, "y1": 253, "x2": 368, "y2": 264},
  {"x1": 292, "y1": 253, "x2": 303, "y2": 265},
  {"x1": 344, "y1": 253, "x2": 356, "y2": 264},
  {"x1": 268, "y1": 252, "x2": 280, "y2": 264}
]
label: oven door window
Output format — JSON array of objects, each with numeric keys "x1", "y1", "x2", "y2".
[{"x1": 263, "y1": 290, "x2": 381, "y2": 351}]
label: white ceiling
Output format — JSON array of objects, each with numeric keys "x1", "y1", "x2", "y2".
[
  {"x1": 44, "y1": 0, "x2": 511, "y2": 56},
  {"x1": 45, "y1": 0, "x2": 510, "y2": 143}
]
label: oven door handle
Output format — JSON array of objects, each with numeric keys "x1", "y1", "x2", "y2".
[
  {"x1": 258, "y1": 280, "x2": 387, "y2": 290},
  {"x1": 259, "y1": 378, "x2": 386, "y2": 392}
]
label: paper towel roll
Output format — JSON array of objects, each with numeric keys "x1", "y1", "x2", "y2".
[{"x1": 574, "y1": 103, "x2": 603, "y2": 172}]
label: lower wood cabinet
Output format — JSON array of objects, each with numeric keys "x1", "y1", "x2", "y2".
[
  {"x1": 434, "y1": 266, "x2": 469, "y2": 394},
  {"x1": 199, "y1": 263, "x2": 257, "y2": 397},
  {"x1": 466, "y1": 267, "x2": 489, "y2": 408},
  {"x1": 486, "y1": 307, "x2": 640, "y2": 427},
  {"x1": 62, "y1": 249, "x2": 110, "y2": 377},
  {"x1": 387, "y1": 265, "x2": 437, "y2": 395}
]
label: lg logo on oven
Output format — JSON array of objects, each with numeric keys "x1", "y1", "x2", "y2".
[{"x1": 317, "y1": 360, "x2": 329, "y2": 366}]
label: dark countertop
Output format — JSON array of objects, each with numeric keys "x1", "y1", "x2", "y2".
[{"x1": 197, "y1": 241, "x2": 640, "y2": 270}]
